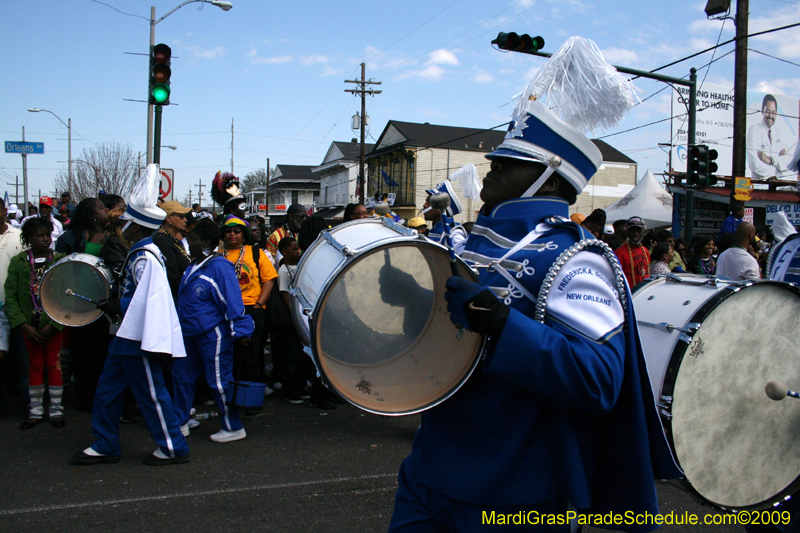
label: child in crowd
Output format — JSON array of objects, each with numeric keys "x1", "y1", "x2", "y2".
[
  {"x1": 4, "y1": 218, "x2": 65, "y2": 429},
  {"x1": 276, "y1": 238, "x2": 336, "y2": 410}
]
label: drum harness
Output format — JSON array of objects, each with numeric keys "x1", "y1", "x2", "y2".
[{"x1": 470, "y1": 226, "x2": 628, "y2": 324}]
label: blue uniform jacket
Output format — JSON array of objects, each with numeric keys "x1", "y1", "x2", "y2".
[
  {"x1": 176, "y1": 254, "x2": 254, "y2": 339},
  {"x1": 409, "y1": 197, "x2": 679, "y2": 531}
]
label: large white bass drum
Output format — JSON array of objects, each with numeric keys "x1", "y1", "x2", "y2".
[
  {"x1": 633, "y1": 274, "x2": 800, "y2": 511},
  {"x1": 290, "y1": 217, "x2": 484, "y2": 416}
]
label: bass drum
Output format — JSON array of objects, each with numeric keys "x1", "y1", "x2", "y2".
[
  {"x1": 633, "y1": 274, "x2": 800, "y2": 511},
  {"x1": 40, "y1": 253, "x2": 114, "y2": 326},
  {"x1": 290, "y1": 217, "x2": 484, "y2": 416}
]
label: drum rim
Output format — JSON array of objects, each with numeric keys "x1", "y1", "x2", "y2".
[
  {"x1": 302, "y1": 238, "x2": 484, "y2": 416},
  {"x1": 657, "y1": 278, "x2": 800, "y2": 511},
  {"x1": 40, "y1": 253, "x2": 113, "y2": 327}
]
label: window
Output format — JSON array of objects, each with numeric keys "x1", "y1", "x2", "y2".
[{"x1": 292, "y1": 191, "x2": 299, "y2": 205}]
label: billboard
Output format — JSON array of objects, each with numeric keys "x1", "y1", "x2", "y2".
[{"x1": 670, "y1": 82, "x2": 800, "y2": 180}]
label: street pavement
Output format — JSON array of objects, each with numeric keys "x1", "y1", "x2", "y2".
[{"x1": 0, "y1": 385, "x2": 746, "y2": 533}]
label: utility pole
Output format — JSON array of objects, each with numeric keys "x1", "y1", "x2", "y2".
[
  {"x1": 231, "y1": 118, "x2": 235, "y2": 174},
  {"x1": 265, "y1": 157, "x2": 270, "y2": 223},
  {"x1": 197, "y1": 179, "x2": 205, "y2": 210},
  {"x1": 731, "y1": 0, "x2": 749, "y2": 180},
  {"x1": 22, "y1": 127, "x2": 29, "y2": 217},
  {"x1": 6, "y1": 176, "x2": 20, "y2": 206},
  {"x1": 345, "y1": 63, "x2": 382, "y2": 204},
  {"x1": 188, "y1": 189, "x2": 193, "y2": 206}
]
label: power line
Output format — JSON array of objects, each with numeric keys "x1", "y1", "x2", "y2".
[{"x1": 748, "y1": 48, "x2": 800, "y2": 68}]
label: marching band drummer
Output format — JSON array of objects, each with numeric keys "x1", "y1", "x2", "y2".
[
  {"x1": 72, "y1": 165, "x2": 189, "y2": 467},
  {"x1": 388, "y1": 38, "x2": 679, "y2": 532}
]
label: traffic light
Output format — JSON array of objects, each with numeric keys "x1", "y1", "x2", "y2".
[
  {"x1": 707, "y1": 148, "x2": 719, "y2": 185},
  {"x1": 687, "y1": 145, "x2": 708, "y2": 187},
  {"x1": 492, "y1": 32, "x2": 545, "y2": 54},
  {"x1": 148, "y1": 43, "x2": 172, "y2": 105}
]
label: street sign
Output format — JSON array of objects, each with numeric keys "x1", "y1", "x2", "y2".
[
  {"x1": 5, "y1": 141, "x2": 44, "y2": 154},
  {"x1": 159, "y1": 169, "x2": 174, "y2": 201},
  {"x1": 275, "y1": 204, "x2": 286, "y2": 211}
]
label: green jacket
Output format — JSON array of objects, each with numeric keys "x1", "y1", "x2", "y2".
[{"x1": 4, "y1": 251, "x2": 65, "y2": 331}]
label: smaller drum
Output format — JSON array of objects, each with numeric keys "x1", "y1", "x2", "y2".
[
  {"x1": 290, "y1": 217, "x2": 484, "y2": 416},
  {"x1": 634, "y1": 274, "x2": 800, "y2": 511},
  {"x1": 40, "y1": 253, "x2": 114, "y2": 326}
]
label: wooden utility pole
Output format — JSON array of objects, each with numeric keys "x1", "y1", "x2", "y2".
[
  {"x1": 197, "y1": 179, "x2": 205, "y2": 210},
  {"x1": 731, "y1": 0, "x2": 749, "y2": 180},
  {"x1": 345, "y1": 63, "x2": 382, "y2": 204}
]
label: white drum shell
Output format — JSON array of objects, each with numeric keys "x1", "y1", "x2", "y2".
[
  {"x1": 290, "y1": 218, "x2": 484, "y2": 416},
  {"x1": 634, "y1": 275, "x2": 800, "y2": 510}
]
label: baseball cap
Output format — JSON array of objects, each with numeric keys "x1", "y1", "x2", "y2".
[
  {"x1": 39, "y1": 196, "x2": 54, "y2": 207},
  {"x1": 626, "y1": 216, "x2": 646, "y2": 229}
]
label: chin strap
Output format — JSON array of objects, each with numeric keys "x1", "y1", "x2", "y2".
[{"x1": 520, "y1": 156, "x2": 563, "y2": 198}]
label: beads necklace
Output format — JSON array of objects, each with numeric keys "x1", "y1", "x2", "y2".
[
  {"x1": 28, "y1": 249, "x2": 53, "y2": 315},
  {"x1": 223, "y1": 242, "x2": 246, "y2": 280},
  {"x1": 158, "y1": 227, "x2": 191, "y2": 261}
]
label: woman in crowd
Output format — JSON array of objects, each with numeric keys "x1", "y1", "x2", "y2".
[
  {"x1": 220, "y1": 216, "x2": 277, "y2": 388},
  {"x1": 153, "y1": 201, "x2": 192, "y2": 301},
  {"x1": 54, "y1": 198, "x2": 110, "y2": 412},
  {"x1": 5, "y1": 218, "x2": 65, "y2": 429},
  {"x1": 687, "y1": 236, "x2": 716, "y2": 276},
  {"x1": 649, "y1": 242, "x2": 673, "y2": 277},
  {"x1": 343, "y1": 203, "x2": 368, "y2": 222},
  {"x1": 102, "y1": 194, "x2": 126, "y2": 211},
  {"x1": 172, "y1": 219, "x2": 254, "y2": 442}
]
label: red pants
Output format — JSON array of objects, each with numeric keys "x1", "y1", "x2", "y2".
[{"x1": 24, "y1": 331, "x2": 63, "y2": 387}]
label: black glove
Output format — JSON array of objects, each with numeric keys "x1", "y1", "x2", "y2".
[
  {"x1": 444, "y1": 277, "x2": 509, "y2": 337},
  {"x1": 379, "y1": 264, "x2": 421, "y2": 307},
  {"x1": 97, "y1": 298, "x2": 121, "y2": 320}
]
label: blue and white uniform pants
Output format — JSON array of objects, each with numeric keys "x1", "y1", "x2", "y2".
[
  {"x1": 172, "y1": 326, "x2": 243, "y2": 432},
  {"x1": 91, "y1": 352, "x2": 189, "y2": 458}
]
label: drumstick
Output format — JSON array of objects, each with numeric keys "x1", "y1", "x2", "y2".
[
  {"x1": 428, "y1": 191, "x2": 460, "y2": 277},
  {"x1": 65, "y1": 288, "x2": 100, "y2": 306},
  {"x1": 765, "y1": 380, "x2": 800, "y2": 401}
]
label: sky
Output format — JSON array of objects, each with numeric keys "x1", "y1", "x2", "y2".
[{"x1": 2, "y1": 0, "x2": 800, "y2": 206}]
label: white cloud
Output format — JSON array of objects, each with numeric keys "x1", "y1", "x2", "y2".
[
  {"x1": 248, "y1": 49, "x2": 294, "y2": 65},
  {"x1": 321, "y1": 65, "x2": 344, "y2": 77},
  {"x1": 601, "y1": 47, "x2": 639, "y2": 65},
  {"x1": 475, "y1": 72, "x2": 494, "y2": 83},
  {"x1": 186, "y1": 46, "x2": 226, "y2": 60},
  {"x1": 427, "y1": 49, "x2": 459, "y2": 66},
  {"x1": 301, "y1": 54, "x2": 330, "y2": 65}
]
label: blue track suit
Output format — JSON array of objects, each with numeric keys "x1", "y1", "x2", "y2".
[
  {"x1": 172, "y1": 254, "x2": 254, "y2": 431},
  {"x1": 91, "y1": 238, "x2": 189, "y2": 459}
]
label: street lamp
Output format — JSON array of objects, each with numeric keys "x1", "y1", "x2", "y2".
[
  {"x1": 27, "y1": 108, "x2": 72, "y2": 194},
  {"x1": 146, "y1": 1, "x2": 233, "y2": 165}
]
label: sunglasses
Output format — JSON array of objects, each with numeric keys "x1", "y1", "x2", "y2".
[{"x1": 223, "y1": 227, "x2": 244, "y2": 234}]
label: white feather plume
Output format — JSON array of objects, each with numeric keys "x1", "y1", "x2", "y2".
[
  {"x1": 512, "y1": 36, "x2": 640, "y2": 134},
  {"x1": 448, "y1": 164, "x2": 482, "y2": 201},
  {"x1": 130, "y1": 163, "x2": 161, "y2": 209}
]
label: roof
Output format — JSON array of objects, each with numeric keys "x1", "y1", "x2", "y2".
[
  {"x1": 372, "y1": 120, "x2": 506, "y2": 155},
  {"x1": 370, "y1": 120, "x2": 637, "y2": 165},
  {"x1": 592, "y1": 139, "x2": 637, "y2": 165},
  {"x1": 274, "y1": 165, "x2": 317, "y2": 181},
  {"x1": 332, "y1": 141, "x2": 374, "y2": 160},
  {"x1": 267, "y1": 182, "x2": 319, "y2": 192}
]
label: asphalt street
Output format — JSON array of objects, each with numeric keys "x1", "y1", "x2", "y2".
[{"x1": 0, "y1": 385, "x2": 746, "y2": 533}]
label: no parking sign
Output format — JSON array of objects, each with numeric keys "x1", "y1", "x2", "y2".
[{"x1": 159, "y1": 169, "x2": 174, "y2": 201}]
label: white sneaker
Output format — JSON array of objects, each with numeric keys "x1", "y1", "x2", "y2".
[
  {"x1": 187, "y1": 419, "x2": 200, "y2": 429},
  {"x1": 210, "y1": 428, "x2": 246, "y2": 443},
  {"x1": 272, "y1": 382, "x2": 282, "y2": 391},
  {"x1": 180, "y1": 424, "x2": 190, "y2": 437},
  {"x1": 264, "y1": 383, "x2": 274, "y2": 397}
]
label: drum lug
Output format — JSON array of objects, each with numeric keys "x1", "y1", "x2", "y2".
[
  {"x1": 322, "y1": 231, "x2": 354, "y2": 257},
  {"x1": 291, "y1": 287, "x2": 313, "y2": 316},
  {"x1": 658, "y1": 395, "x2": 673, "y2": 419},
  {"x1": 381, "y1": 216, "x2": 416, "y2": 236},
  {"x1": 638, "y1": 321, "x2": 702, "y2": 336}
]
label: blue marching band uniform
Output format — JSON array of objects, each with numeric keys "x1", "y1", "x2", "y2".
[
  {"x1": 172, "y1": 253, "x2": 254, "y2": 433},
  {"x1": 89, "y1": 237, "x2": 189, "y2": 460}
]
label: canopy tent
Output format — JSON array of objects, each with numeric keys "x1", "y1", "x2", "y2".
[{"x1": 603, "y1": 170, "x2": 673, "y2": 229}]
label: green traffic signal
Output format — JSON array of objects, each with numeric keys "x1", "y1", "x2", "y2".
[
  {"x1": 148, "y1": 43, "x2": 172, "y2": 106},
  {"x1": 492, "y1": 32, "x2": 545, "y2": 53},
  {"x1": 151, "y1": 84, "x2": 170, "y2": 104}
]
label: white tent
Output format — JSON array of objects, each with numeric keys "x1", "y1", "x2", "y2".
[{"x1": 603, "y1": 170, "x2": 673, "y2": 229}]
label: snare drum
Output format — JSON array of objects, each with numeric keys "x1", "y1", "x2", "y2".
[
  {"x1": 633, "y1": 274, "x2": 800, "y2": 510},
  {"x1": 290, "y1": 217, "x2": 484, "y2": 416},
  {"x1": 40, "y1": 253, "x2": 115, "y2": 326}
]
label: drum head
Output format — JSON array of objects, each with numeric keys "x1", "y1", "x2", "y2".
[
  {"x1": 668, "y1": 282, "x2": 800, "y2": 510},
  {"x1": 40, "y1": 256, "x2": 112, "y2": 326},
  {"x1": 312, "y1": 241, "x2": 483, "y2": 415}
]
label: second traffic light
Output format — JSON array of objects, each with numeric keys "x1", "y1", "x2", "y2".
[
  {"x1": 149, "y1": 43, "x2": 172, "y2": 106},
  {"x1": 492, "y1": 32, "x2": 545, "y2": 54},
  {"x1": 687, "y1": 144, "x2": 719, "y2": 187}
]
